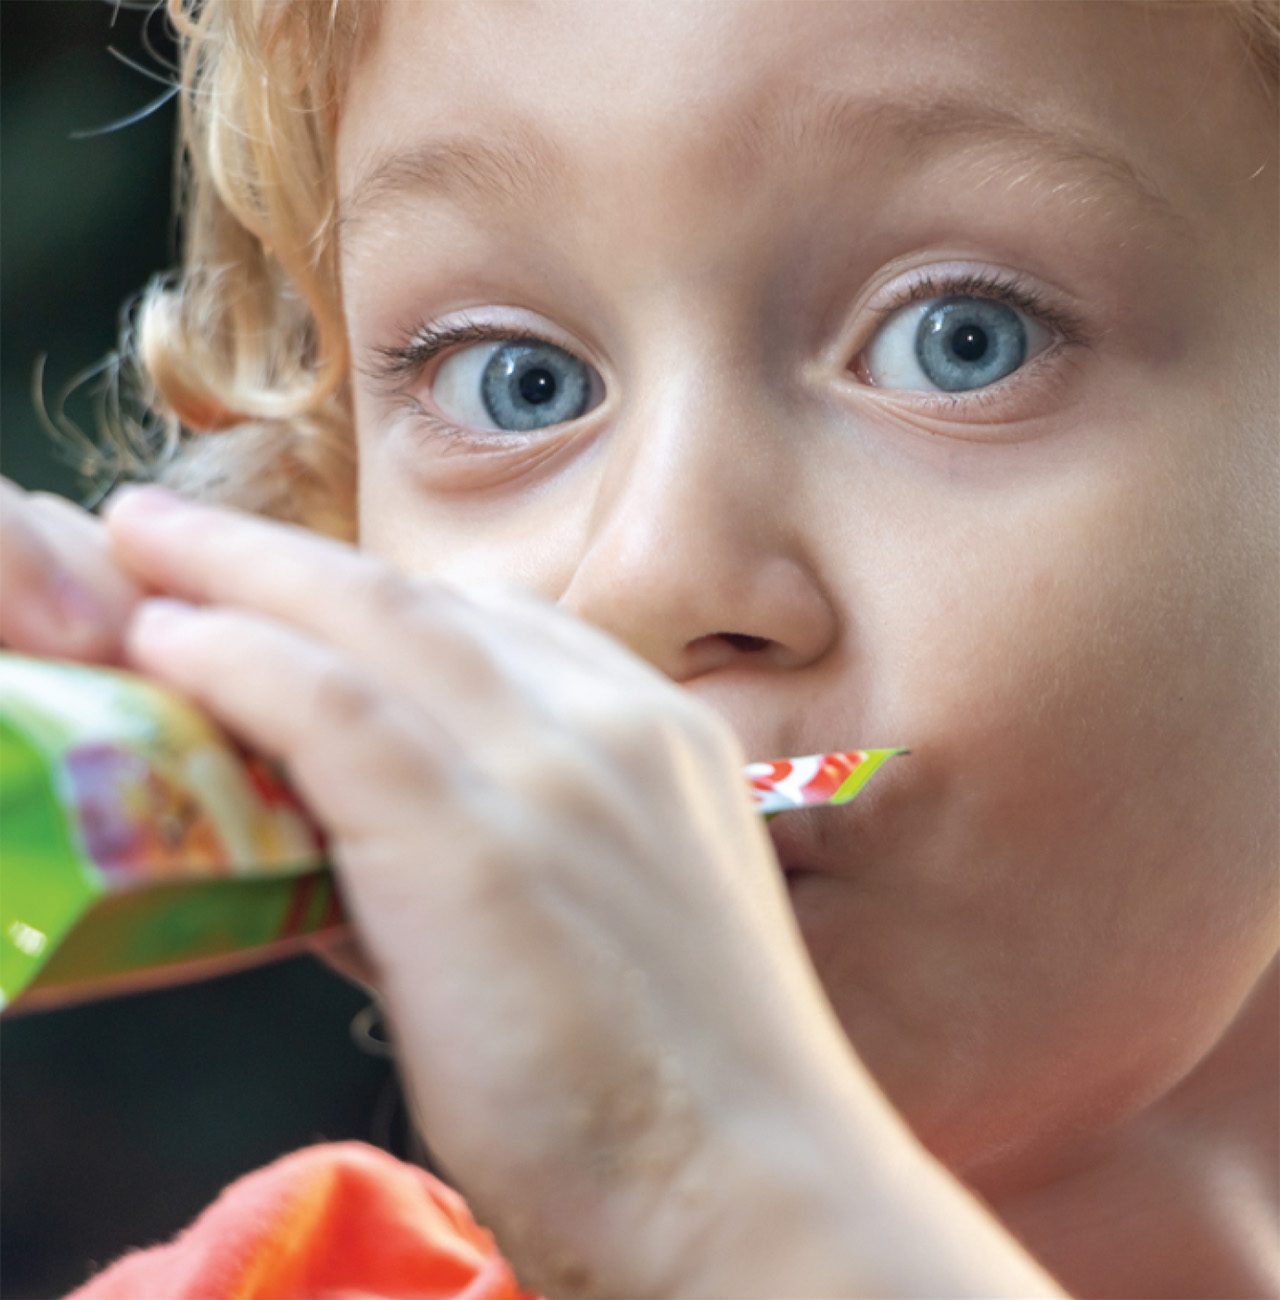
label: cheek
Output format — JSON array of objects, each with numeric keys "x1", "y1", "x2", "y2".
[
  {"x1": 355, "y1": 425, "x2": 591, "y2": 594},
  {"x1": 889, "y1": 424, "x2": 1271, "y2": 1002},
  {"x1": 889, "y1": 440, "x2": 1267, "y2": 904},
  {"x1": 810, "y1": 431, "x2": 1276, "y2": 1167}
]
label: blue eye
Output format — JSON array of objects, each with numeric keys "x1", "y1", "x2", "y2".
[
  {"x1": 433, "y1": 338, "x2": 603, "y2": 433},
  {"x1": 916, "y1": 298, "x2": 1025, "y2": 391},
  {"x1": 862, "y1": 295, "x2": 1052, "y2": 394}
]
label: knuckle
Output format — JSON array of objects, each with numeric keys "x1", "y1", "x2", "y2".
[
  {"x1": 602, "y1": 695, "x2": 740, "y2": 779},
  {"x1": 452, "y1": 834, "x2": 527, "y2": 914},
  {"x1": 310, "y1": 661, "x2": 387, "y2": 733},
  {"x1": 601, "y1": 706, "x2": 665, "y2": 764},
  {"x1": 359, "y1": 565, "x2": 428, "y2": 625}
]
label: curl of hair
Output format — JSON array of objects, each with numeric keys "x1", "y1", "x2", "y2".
[
  {"x1": 87, "y1": 0, "x2": 1277, "y2": 539},
  {"x1": 96, "y1": 0, "x2": 373, "y2": 537}
]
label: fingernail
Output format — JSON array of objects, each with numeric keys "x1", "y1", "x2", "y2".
[{"x1": 106, "y1": 485, "x2": 191, "y2": 522}]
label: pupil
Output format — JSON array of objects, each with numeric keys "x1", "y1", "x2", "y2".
[
  {"x1": 951, "y1": 325, "x2": 988, "y2": 362},
  {"x1": 518, "y1": 367, "x2": 557, "y2": 405}
]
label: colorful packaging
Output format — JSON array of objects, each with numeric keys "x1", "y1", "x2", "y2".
[
  {"x1": 0, "y1": 653, "x2": 901, "y2": 1010},
  {"x1": 745, "y1": 749, "x2": 904, "y2": 816},
  {"x1": 0, "y1": 654, "x2": 332, "y2": 1010}
]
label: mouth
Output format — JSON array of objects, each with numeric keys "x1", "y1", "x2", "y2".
[
  {"x1": 765, "y1": 789, "x2": 888, "y2": 885},
  {"x1": 781, "y1": 865, "x2": 819, "y2": 897},
  {"x1": 767, "y1": 813, "x2": 823, "y2": 881},
  {"x1": 753, "y1": 745, "x2": 909, "y2": 883}
]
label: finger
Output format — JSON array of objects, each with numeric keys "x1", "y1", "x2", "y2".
[
  {"x1": 28, "y1": 489, "x2": 111, "y2": 542},
  {"x1": 27, "y1": 491, "x2": 148, "y2": 643},
  {"x1": 103, "y1": 486, "x2": 369, "y2": 614},
  {"x1": 124, "y1": 596, "x2": 511, "y2": 987},
  {"x1": 105, "y1": 486, "x2": 502, "y2": 679},
  {"x1": 104, "y1": 488, "x2": 648, "y2": 742},
  {"x1": 0, "y1": 480, "x2": 130, "y2": 660},
  {"x1": 105, "y1": 488, "x2": 664, "y2": 706},
  {"x1": 124, "y1": 597, "x2": 465, "y2": 844}
]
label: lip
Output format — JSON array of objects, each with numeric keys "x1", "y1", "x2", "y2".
[
  {"x1": 765, "y1": 794, "x2": 884, "y2": 883},
  {"x1": 756, "y1": 746, "x2": 912, "y2": 880},
  {"x1": 767, "y1": 811, "x2": 824, "y2": 879}
]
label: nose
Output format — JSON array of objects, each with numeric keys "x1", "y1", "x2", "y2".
[{"x1": 558, "y1": 385, "x2": 838, "y2": 683}]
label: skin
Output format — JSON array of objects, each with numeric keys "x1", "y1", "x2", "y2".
[{"x1": 1, "y1": 2, "x2": 1275, "y2": 1295}]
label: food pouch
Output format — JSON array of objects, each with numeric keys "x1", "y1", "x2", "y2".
[
  {"x1": 0, "y1": 654, "x2": 333, "y2": 1010},
  {"x1": 0, "y1": 652, "x2": 902, "y2": 1010}
]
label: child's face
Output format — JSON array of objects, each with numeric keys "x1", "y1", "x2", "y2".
[{"x1": 335, "y1": 1, "x2": 1277, "y2": 1184}]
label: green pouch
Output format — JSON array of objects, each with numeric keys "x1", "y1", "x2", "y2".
[
  {"x1": 0, "y1": 652, "x2": 904, "y2": 1011},
  {"x1": 0, "y1": 654, "x2": 338, "y2": 1010}
]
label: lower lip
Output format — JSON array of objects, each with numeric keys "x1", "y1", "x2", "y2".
[{"x1": 783, "y1": 869, "x2": 834, "y2": 913}]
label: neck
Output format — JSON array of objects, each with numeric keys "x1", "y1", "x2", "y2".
[{"x1": 991, "y1": 959, "x2": 1279, "y2": 1298}]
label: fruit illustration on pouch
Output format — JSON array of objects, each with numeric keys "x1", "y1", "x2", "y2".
[{"x1": 65, "y1": 743, "x2": 231, "y2": 878}]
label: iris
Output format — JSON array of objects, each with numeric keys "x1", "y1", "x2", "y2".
[
  {"x1": 481, "y1": 341, "x2": 593, "y2": 431},
  {"x1": 915, "y1": 297, "x2": 1026, "y2": 392}
]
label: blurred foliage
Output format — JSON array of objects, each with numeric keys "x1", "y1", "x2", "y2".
[{"x1": 1, "y1": 6, "x2": 396, "y2": 1296}]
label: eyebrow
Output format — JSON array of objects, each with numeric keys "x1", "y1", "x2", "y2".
[
  {"x1": 339, "y1": 90, "x2": 1184, "y2": 237},
  {"x1": 718, "y1": 90, "x2": 1184, "y2": 229},
  {"x1": 339, "y1": 125, "x2": 566, "y2": 233}
]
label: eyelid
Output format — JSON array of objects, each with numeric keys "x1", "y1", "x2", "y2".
[
  {"x1": 832, "y1": 265, "x2": 1093, "y2": 429},
  {"x1": 860, "y1": 266, "x2": 1090, "y2": 348},
  {"x1": 365, "y1": 305, "x2": 610, "y2": 389},
  {"x1": 365, "y1": 315, "x2": 608, "y2": 450},
  {"x1": 367, "y1": 319, "x2": 544, "y2": 391}
]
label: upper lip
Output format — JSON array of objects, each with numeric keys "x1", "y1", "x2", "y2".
[{"x1": 763, "y1": 776, "x2": 897, "y2": 879}]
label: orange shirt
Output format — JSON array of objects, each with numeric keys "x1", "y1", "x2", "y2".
[{"x1": 67, "y1": 1142, "x2": 539, "y2": 1300}]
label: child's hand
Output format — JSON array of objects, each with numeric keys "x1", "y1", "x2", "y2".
[
  {"x1": 103, "y1": 487, "x2": 1061, "y2": 1299},
  {"x1": 99, "y1": 487, "x2": 835, "y2": 1287},
  {"x1": 0, "y1": 476, "x2": 145, "y2": 664}
]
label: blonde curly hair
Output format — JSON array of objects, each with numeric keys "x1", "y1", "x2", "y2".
[
  {"x1": 87, "y1": 0, "x2": 1278, "y2": 539},
  {"x1": 94, "y1": 0, "x2": 374, "y2": 538}
]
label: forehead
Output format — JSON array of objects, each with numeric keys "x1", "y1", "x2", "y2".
[{"x1": 336, "y1": 1, "x2": 1262, "y2": 250}]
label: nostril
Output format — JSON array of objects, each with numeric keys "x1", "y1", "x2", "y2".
[{"x1": 718, "y1": 632, "x2": 770, "y2": 653}]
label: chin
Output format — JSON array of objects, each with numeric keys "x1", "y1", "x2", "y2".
[{"x1": 782, "y1": 878, "x2": 1077, "y2": 1189}]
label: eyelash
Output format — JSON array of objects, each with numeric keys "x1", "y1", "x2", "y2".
[
  {"x1": 866, "y1": 268, "x2": 1087, "y2": 347},
  {"x1": 854, "y1": 269, "x2": 1090, "y2": 414},
  {"x1": 368, "y1": 319, "x2": 553, "y2": 446},
  {"x1": 370, "y1": 319, "x2": 522, "y2": 390},
  {"x1": 367, "y1": 270, "x2": 1089, "y2": 434}
]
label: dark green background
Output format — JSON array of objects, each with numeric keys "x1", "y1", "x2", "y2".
[{"x1": 1, "y1": 6, "x2": 402, "y2": 1295}]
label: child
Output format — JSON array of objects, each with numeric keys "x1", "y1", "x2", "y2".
[{"x1": 1, "y1": 0, "x2": 1276, "y2": 1295}]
